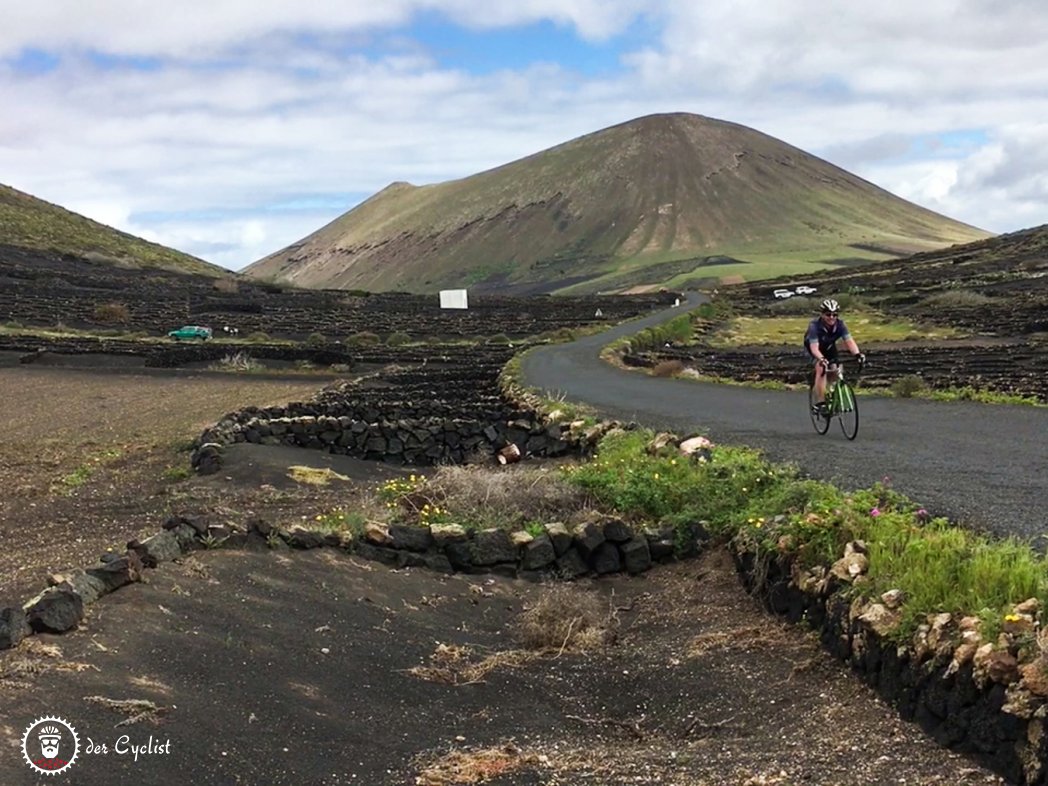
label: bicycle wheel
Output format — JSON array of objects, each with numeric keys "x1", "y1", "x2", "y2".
[
  {"x1": 808, "y1": 382, "x2": 830, "y2": 435},
  {"x1": 837, "y1": 382, "x2": 859, "y2": 440}
]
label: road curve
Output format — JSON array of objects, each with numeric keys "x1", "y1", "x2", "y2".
[{"x1": 520, "y1": 293, "x2": 1048, "y2": 541}]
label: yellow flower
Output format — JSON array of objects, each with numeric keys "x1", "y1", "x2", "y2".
[
  {"x1": 653, "y1": 473, "x2": 660, "y2": 480},
  {"x1": 1004, "y1": 613, "x2": 1021, "y2": 622}
]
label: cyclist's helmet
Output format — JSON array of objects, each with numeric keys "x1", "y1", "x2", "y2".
[{"x1": 820, "y1": 298, "x2": 840, "y2": 314}]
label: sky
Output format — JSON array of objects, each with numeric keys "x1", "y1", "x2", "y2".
[{"x1": 2, "y1": 1, "x2": 1047, "y2": 272}]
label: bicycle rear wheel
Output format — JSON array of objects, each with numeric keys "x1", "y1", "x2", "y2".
[
  {"x1": 808, "y1": 383, "x2": 830, "y2": 435},
  {"x1": 837, "y1": 382, "x2": 859, "y2": 440}
]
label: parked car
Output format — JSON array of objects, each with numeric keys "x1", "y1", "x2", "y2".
[
  {"x1": 795, "y1": 285, "x2": 818, "y2": 295},
  {"x1": 772, "y1": 289, "x2": 794, "y2": 299},
  {"x1": 167, "y1": 325, "x2": 212, "y2": 341}
]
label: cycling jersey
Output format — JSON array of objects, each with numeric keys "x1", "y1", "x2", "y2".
[{"x1": 804, "y1": 316, "x2": 851, "y2": 357}]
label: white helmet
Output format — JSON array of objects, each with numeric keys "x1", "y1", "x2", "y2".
[{"x1": 820, "y1": 298, "x2": 840, "y2": 314}]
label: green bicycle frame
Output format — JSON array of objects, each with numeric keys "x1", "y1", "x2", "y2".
[{"x1": 827, "y1": 380, "x2": 855, "y2": 414}]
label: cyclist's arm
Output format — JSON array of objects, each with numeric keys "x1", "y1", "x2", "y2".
[{"x1": 842, "y1": 337, "x2": 860, "y2": 355}]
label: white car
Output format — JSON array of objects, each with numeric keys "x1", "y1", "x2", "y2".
[
  {"x1": 795, "y1": 285, "x2": 818, "y2": 295},
  {"x1": 772, "y1": 288, "x2": 794, "y2": 299}
]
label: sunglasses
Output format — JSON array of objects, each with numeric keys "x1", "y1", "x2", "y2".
[{"x1": 822, "y1": 312, "x2": 839, "y2": 317}]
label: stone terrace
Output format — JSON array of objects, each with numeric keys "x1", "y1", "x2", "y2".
[{"x1": 0, "y1": 245, "x2": 677, "y2": 341}]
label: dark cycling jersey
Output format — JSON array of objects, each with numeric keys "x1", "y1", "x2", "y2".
[{"x1": 803, "y1": 317, "x2": 851, "y2": 358}]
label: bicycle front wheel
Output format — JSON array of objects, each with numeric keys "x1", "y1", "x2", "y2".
[
  {"x1": 809, "y1": 383, "x2": 830, "y2": 435},
  {"x1": 837, "y1": 383, "x2": 859, "y2": 440}
]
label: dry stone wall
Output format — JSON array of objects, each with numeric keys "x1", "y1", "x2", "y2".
[
  {"x1": 0, "y1": 244, "x2": 675, "y2": 340},
  {"x1": 189, "y1": 346, "x2": 580, "y2": 472},
  {"x1": 735, "y1": 543, "x2": 1048, "y2": 786}
]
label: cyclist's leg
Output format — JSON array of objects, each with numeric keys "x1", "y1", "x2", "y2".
[
  {"x1": 821, "y1": 346, "x2": 841, "y2": 408},
  {"x1": 807, "y1": 349, "x2": 827, "y2": 411}
]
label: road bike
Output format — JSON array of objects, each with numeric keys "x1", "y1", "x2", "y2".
[{"x1": 808, "y1": 358, "x2": 863, "y2": 440}]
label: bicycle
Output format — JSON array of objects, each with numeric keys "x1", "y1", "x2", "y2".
[{"x1": 808, "y1": 357, "x2": 863, "y2": 440}]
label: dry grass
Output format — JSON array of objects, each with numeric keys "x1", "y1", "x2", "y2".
[
  {"x1": 651, "y1": 359, "x2": 684, "y2": 377},
  {"x1": 687, "y1": 623, "x2": 807, "y2": 658},
  {"x1": 0, "y1": 640, "x2": 95, "y2": 690},
  {"x1": 407, "y1": 643, "x2": 536, "y2": 685},
  {"x1": 411, "y1": 465, "x2": 592, "y2": 530},
  {"x1": 415, "y1": 743, "x2": 538, "y2": 785},
  {"x1": 287, "y1": 466, "x2": 351, "y2": 486},
  {"x1": 84, "y1": 696, "x2": 168, "y2": 726},
  {"x1": 516, "y1": 585, "x2": 616, "y2": 653}
]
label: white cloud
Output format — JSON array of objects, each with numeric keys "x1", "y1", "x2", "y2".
[{"x1": 1, "y1": 0, "x2": 1046, "y2": 270}]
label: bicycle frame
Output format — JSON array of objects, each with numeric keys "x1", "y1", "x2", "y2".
[
  {"x1": 826, "y1": 366, "x2": 856, "y2": 415},
  {"x1": 809, "y1": 358, "x2": 862, "y2": 440}
]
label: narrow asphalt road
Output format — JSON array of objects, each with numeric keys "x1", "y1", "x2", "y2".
[{"x1": 521, "y1": 294, "x2": 1048, "y2": 541}]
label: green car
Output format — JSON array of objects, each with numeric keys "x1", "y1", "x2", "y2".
[{"x1": 167, "y1": 325, "x2": 213, "y2": 341}]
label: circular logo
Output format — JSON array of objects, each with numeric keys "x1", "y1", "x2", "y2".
[{"x1": 21, "y1": 716, "x2": 79, "y2": 775}]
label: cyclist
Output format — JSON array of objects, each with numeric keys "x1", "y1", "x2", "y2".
[{"x1": 805, "y1": 298, "x2": 866, "y2": 417}]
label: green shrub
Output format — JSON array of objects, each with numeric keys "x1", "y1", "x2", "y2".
[
  {"x1": 386, "y1": 331, "x2": 411, "y2": 346},
  {"x1": 345, "y1": 331, "x2": 380, "y2": 346},
  {"x1": 305, "y1": 332, "x2": 327, "y2": 348},
  {"x1": 93, "y1": 302, "x2": 130, "y2": 324},
  {"x1": 892, "y1": 374, "x2": 926, "y2": 398},
  {"x1": 486, "y1": 333, "x2": 512, "y2": 345},
  {"x1": 246, "y1": 331, "x2": 270, "y2": 343}
]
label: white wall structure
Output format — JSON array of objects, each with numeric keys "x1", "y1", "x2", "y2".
[{"x1": 439, "y1": 289, "x2": 469, "y2": 309}]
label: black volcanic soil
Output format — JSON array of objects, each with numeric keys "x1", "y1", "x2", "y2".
[{"x1": 0, "y1": 543, "x2": 1003, "y2": 786}]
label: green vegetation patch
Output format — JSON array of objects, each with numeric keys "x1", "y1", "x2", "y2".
[
  {"x1": 709, "y1": 311, "x2": 965, "y2": 347},
  {"x1": 562, "y1": 429, "x2": 1048, "y2": 641}
]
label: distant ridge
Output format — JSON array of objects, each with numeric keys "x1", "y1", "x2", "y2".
[
  {"x1": 0, "y1": 183, "x2": 226, "y2": 277},
  {"x1": 244, "y1": 112, "x2": 991, "y2": 294}
]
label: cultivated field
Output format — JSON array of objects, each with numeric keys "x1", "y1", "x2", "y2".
[{"x1": 0, "y1": 365, "x2": 332, "y2": 599}]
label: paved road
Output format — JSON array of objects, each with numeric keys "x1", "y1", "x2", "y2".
[{"x1": 520, "y1": 293, "x2": 1048, "y2": 541}]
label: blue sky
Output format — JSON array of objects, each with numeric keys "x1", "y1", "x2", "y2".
[{"x1": 2, "y1": 1, "x2": 1047, "y2": 270}]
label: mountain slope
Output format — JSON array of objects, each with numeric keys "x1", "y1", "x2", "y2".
[
  {"x1": 244, "y1": 113, "x2": 991, "y2": 294},
  {"x1": 0, "y1": 183, "x2": 226, "y2": 277}
]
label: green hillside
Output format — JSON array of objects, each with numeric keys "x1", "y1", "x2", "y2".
[{"x1": 0, "y1": 183, "x2": 225, "y2": 277}]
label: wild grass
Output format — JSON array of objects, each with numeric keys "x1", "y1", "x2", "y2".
[
  {"x1": 922, "y1": 290, "x2": 995, "y2": 308},
  {"x1": 708, "y1": 311, "x2": 964, "y2": 347},
  {"x1": 0, "y1": 183, "x2": 218, "y2": 276},
  {"x1": 516, "y1": 585, "x2": 616, "y2": 652},
  {"x1": 914, "y1": 386, "x2": 1045, "y2": 407},
  {"x1": 210, "y1": 352, "x2": 264, "y2": 372},
  {"x1": 862, "y1": 511, "x2": 1048, "y2": 638},
  {"x1": 309, "y1": 507, "x2": 368, "y2": 536},
  {"x1": 381, "y1": 465, "x2": 592, "y2": 531}
]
